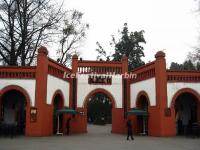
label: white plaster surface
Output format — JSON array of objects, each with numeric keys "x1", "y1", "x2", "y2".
[
  {"x1": 130, "y1": 78, "x2": 156, "y2": 107},
  {"x1": 77, "y1": 74, "x2": 122, "y2": 108},
  {"x1": 167, "y1": 82, "x2": 200, "y2": 107},
  {"x1": 47, "y1": 75, "x2": 70, "y2": 106},
  {"x1": 0, "y1": 79, "x2": 36, "y2": 106}
]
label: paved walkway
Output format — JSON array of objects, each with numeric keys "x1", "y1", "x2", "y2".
[{"x1": 0, "y1": 124, "x2": 199, "y2": 150}]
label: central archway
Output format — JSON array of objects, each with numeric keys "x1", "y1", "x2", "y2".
[{"x1": 83, "y1": 88, "x2": 116, "y2": 133}]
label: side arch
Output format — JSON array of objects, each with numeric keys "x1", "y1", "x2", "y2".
[
  {"x1": 0, "y1": 85, "x2": 32, "y2": 136},
  {"x1": 51, "y1": 89, "x2": 65, "y2": 107},
  {"x1": 135, "y1": 90, "x2": 151, "y2": 107},
  {"x1": 170, "y1": 88, "x2": 200, "y2": 108},
  {"x1": 51, "y1": 89, "x2": 65, "y2": 135},
  {"x1": 0, "y1": 85, "x2": 32, "y2": 106},
  {"x1": 83, "y1": 88, "x2": 117, "y2": 108}
]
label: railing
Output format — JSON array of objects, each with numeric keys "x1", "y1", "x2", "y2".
[
  {"x1": 167, "y1": 70, "x2": 200, "y2": 82},
  {"x1": 0, "y1": 66, "x2": 36, "y2": 79},
  {"x1": 48, "y1": 58, "x2": 72, "y2": 81},
  {"x1": 77, "y1": 60, "x2": 122, "y2": 74},
  {"x1": 129, "y1": 61, "x2": 156, "y2": 83},
  {"x1": 0, "y1": 59, "x2": 72, "y2": 81}
]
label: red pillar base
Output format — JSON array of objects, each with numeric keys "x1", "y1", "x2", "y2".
[
  {"x1": 70, "y1": 108, "x2": 87, "y2": 134},
  {"x1": 148, "y1": 107, "x2": 176, "y2": 137},
  {"x1": 26, "y1": 105, "x2": 53, "y2": 136},
  {"x1": 112, "y1": 108, "x2": 126, "y2": 134}
]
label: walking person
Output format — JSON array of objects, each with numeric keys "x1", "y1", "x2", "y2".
[
  {"x1": 66, "y1": 118, "x2": 71, "y2": 135},
  {"x1": 126, "y1": 119, "x2": 134, "y2": 140}
]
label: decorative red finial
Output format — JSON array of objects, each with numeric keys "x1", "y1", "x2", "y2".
[
  {"x1": 38, "y1": 46, "x2": 48, "y2": 55},
  {"x1": 155, "y1": 51, "x2": 165, "y2": 58},
  {"x1": 72, "y1": 54, "x2": 78, "y2": 59}
]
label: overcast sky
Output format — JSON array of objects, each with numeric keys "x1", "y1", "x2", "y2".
[{"x1": 49, "y1": 0, "x2": 199, "y2": 67}]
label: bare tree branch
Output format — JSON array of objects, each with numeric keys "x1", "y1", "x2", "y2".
[{"x1": 0, "y1": 0, "x2": 64, "y2": 66}]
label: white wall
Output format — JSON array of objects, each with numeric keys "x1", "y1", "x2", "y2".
[
  {"x1": 167, "y1": 82, "x2": 200, "y2": 107},
  {"x1": 0, "y1": 79, "x2": 36, "y2": 106},
  {"x1": 130, "y1": 78, "x2": 156, "y2": 108},
  {"x1": 77, "y1": 74, "x2": 122, "y2": 108},
  {"x1": 47, "y1": 75, "x2": 70, "y2": 106}
]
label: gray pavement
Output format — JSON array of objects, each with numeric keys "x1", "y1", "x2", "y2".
[{"x1": 0, "y1": 124, "x2": 199, "y2": 150}]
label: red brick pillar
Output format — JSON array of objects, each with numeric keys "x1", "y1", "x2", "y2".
[
  {"x1": 122, "y1": 56, "x2": 128, "y2": 74},
  {"x1": 69, "y1": 55, "x2": 78, "y2": 108},
  {"x1": 72, "y1": 55, "x2": 78, "y2": 73},
  {"x1": 112, "y1": 56, "x2": 128, "y2": 134},
  {"x1": 154, "y1": 51, "x2": 175, "y2": 136},
  {"x1": 69, "y1": 55, "x2": 87, "y2": 134},
  {"x1": 26, "y1": 46, "x2": 49, "y2": 136},
  {"x1": 122, "y1": 56, "x2": 128, "y2": 110}
]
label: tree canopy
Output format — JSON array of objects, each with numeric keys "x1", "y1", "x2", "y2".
[
  {"x1": 169, "y1": 60, "x2": 199, "y2": 71},
  {"x1": 96, "y1": 23, "x2": 146, "y2": 70}
]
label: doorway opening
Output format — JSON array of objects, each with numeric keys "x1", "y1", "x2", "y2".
[
  {"x1": 53, "y1": 93, "x2": 64, "y2": 135},
  {"x1": 84, "y1": 90, "x2": 116, "y2": 134},
  {"x1": 174, "y1": 92, "x2": 199, "y2": 136},
  {"x1": 87, "y1": 92, "x2": 112, "y2": 125},
  {"x1": 0, "y1": 90, "x2": 27, "y2": 136},
  {"x1": 136, "y1": 95, "x2": 149, "y2": 135}
]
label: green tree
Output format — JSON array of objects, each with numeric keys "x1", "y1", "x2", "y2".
[
  {"x1": 196, "y1": 62, "x2": 200, "y2": 70},
  {"x1": 182, "y1": 60, "x2": 196, "y2": 70},
  {"x1": 96, "y1": 23, "x2": 146, "y2": 70},
  {"x1": 170, "y1": 60, "x2": 197, "y2": 71},
  {"x1": 112, "y1": 23, "x2": 146, "y2": 70},
  {"x1": 170, "y1": 62, "x2": 183, "y2": 70}
]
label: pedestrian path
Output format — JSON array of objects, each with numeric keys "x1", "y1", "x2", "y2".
[{"x1": 0, "y1": 124, "x2": 199, "y2": 150}]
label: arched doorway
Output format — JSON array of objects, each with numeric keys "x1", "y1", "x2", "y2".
[
  {"x1": 136, "y1": 92, "x2": 149, "y2": 135},
  {"x1": 173, "y1": 90, "x2": 200, "y2": 136},
  {"x1": 0, "y1": 88, "x2": 28, "y2": 136},
  {"x1": 87, "y1": 93, "x2": 112, "y2": 125},
  {"x1": 83, "y1": 89, "x2": 116, "y2": 133},
  {"x1": 52, "y1": 92, "x2": 64, "y2": 135}
]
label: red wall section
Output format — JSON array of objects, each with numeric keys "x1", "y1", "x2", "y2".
[
  {"x1": 26, "y1": 104, "x2": 54, "y2": 136},
  {"x1": 70, "y1": 108, "x2": 87, "y2": 134},
  {"x1": 42, "y1": 105, "x2": 54, "y2": 136},
  {"x1": 112, "y1": 108, "x2": 126, "y2": 134},
  {"x1": 162, "y1": 110, "x2": 176, "y2": 137},
  {"x1": 147, "y1": 107, "x2": 176, "y2": 137},
  {"x1": 148, "y1": 107, "x2": 161, "y2": 136}
]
